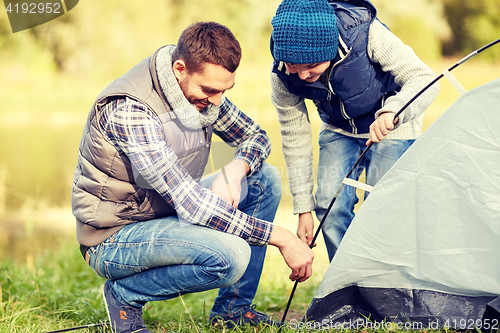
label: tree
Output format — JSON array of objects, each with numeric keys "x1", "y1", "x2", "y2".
[{"x1": 441, "y1": 0, "x2": 500, "y2": 59}]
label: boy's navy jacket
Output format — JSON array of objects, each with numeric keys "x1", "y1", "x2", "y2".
[{"x1": 271, "y1": 0, "x2": 401, "y2": 134}]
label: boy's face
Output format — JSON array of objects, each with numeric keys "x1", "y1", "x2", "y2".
[
  {"x1": 173, "y1": 61, "x2": 235, "y2": 111},
  {"x1": 285, "y1": 61, "x2": 331, "y2": 83}
]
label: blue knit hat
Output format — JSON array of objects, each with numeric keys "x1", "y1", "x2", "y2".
[{"x1": 271, "y1": 0, "x2": 339, "y2": 64}]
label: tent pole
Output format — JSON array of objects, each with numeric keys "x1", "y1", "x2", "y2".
[
  {"x1": 279, "y1": 37, "x2": 500, "y2": 328},
  {"x1": 43, "y1": 322, "x2": 108, "y2": 333}
]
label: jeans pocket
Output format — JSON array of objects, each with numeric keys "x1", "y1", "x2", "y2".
[{"x1": 104, "y1": 260, "x2": 149, "y2": 280}]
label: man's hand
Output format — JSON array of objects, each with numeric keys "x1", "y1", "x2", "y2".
[
  {"x1": 366, "y1": 112, "x2": 398, "y2": 146},
  {"x1": 297, "y1": 212, "x2": 316, "y2": 247},
  {"x1": 210, "y1": 160, "x2": 249, "y2": 208},
  {"x1": 269, "y1": 226, "x2": 315, "y2": 282}
]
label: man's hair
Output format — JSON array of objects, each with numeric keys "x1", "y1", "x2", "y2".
[{"x1": 172, "y1": 21, "x2": 242, "y2": 73}]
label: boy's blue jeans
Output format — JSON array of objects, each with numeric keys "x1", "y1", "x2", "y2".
[
  {"x1": 86, "y1": 162, "x2": 281, "y2": 318},
  {"x1": 315, "y1": 130, "x2": 414, "y2": 261}
]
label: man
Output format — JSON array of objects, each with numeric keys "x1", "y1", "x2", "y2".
[
  {"x1": 72, "y1": 21, "x2": 314, "y2": 333},
  {"x1": 270, "y1": 0, "x2": 439, "y2": 260}
]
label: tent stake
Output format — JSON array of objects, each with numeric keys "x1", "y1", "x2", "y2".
[{"x1": 279, "y1": 37, "x2": 500, "y2": 328}]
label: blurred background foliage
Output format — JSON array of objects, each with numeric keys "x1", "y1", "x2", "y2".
[
  {"x1": 441, "y1": 0, "x2": 500, "y2": 60},
  {"x1": 0, "y1": 0, "x2": 499, "y2": 253},
  {"x1": 1, "y1": 0, "x2": 499, "y2": 76}
]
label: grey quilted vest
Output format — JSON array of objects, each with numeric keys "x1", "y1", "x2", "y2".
[{"x1": 72, "y1": 48, "x2": 212, "y2": 246}]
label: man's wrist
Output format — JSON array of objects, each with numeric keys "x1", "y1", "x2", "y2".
[
  {"x1": 268, "y1": 225, "x2": 289, "y2": 248},
  {"x1": 241, "y1": 160, "x2": 250, "y2": 175},
  {"x1": 229, "y1": 159, "x2": 250, "y2": 176}
]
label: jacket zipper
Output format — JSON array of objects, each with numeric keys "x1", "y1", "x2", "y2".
[
  {"x1": 327, "y1": 35, "x2": 351, "y2": 95},
  {"x1": 326, "y1": 36, "x2": 357, "y2": 133}
]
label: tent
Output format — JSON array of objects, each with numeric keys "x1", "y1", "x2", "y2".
[{"x1": 304, "y1": 78, "x2": 500, "y2": 331}]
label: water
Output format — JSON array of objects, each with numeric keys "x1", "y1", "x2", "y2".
[{"x1": 0, "y1": 125, "x2": 82, "y2": 210}]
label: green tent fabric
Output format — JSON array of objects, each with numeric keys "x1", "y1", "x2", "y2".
[{"x1": 305, "y1": 78, "x2": 500, "y2": 330}]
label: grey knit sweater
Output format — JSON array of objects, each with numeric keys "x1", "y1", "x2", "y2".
[{"x1": 271, "y1": 19, "x2": 440, "y2": 215}]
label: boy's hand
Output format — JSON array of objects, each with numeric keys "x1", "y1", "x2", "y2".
[
  {"x1": 366, "y1": 112, "x2": 398, "y2": 146},
  {"x1": 297, "y1": 212, "x2": 316, "y2": 248}
]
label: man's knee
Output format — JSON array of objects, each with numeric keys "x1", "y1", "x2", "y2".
[
  {"x1": 218, "y1": 236, "x2": 252, "y2": 288},
  {"x1": 258, "y1": 163, "x2": 283, "y2": 199}
]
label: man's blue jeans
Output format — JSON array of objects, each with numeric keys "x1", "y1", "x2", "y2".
[
  {"x1": 315, "y1": 130, "x2": 414, "y2": 261},
  {"x1": 86, "y1": 162, "x2": 281, "y2": 318}
]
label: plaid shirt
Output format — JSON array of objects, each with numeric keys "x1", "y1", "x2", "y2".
[{"x1": 99, "y1": 96, "x2": 273, "y2": 246}]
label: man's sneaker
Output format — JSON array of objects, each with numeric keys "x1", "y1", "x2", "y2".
[
  {"x1": 210, "y1": 304, "x2": 283, "y2": 329},
  {"x1": 102, "y1": 281, "x2": 151, "y2": 333}
]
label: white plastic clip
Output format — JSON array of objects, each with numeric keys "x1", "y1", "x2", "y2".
[
  {"x1": 342, "y1": 178, "x2": 374, "y2": 192},
  {"x1": 443, "y1": 70, "x2": 467, "y2": 95}
]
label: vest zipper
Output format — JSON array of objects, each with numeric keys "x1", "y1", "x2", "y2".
[
  {"x1": 203, "y1": 128, "x2": 209, "y2": 146},
  {"x1": 328, "y1": 36, "x2": 358, "y2": 133},
  {"x1": 328, "y1": 35, "x2": 351, "y2": 94}
]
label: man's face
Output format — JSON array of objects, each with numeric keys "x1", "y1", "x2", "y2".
[
  {"x1": 284, "y1": 61, "x2": 331, "y2": 83},
  {"x1": 173, "y1": 61, "x2": 235, "y2": 111}
]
